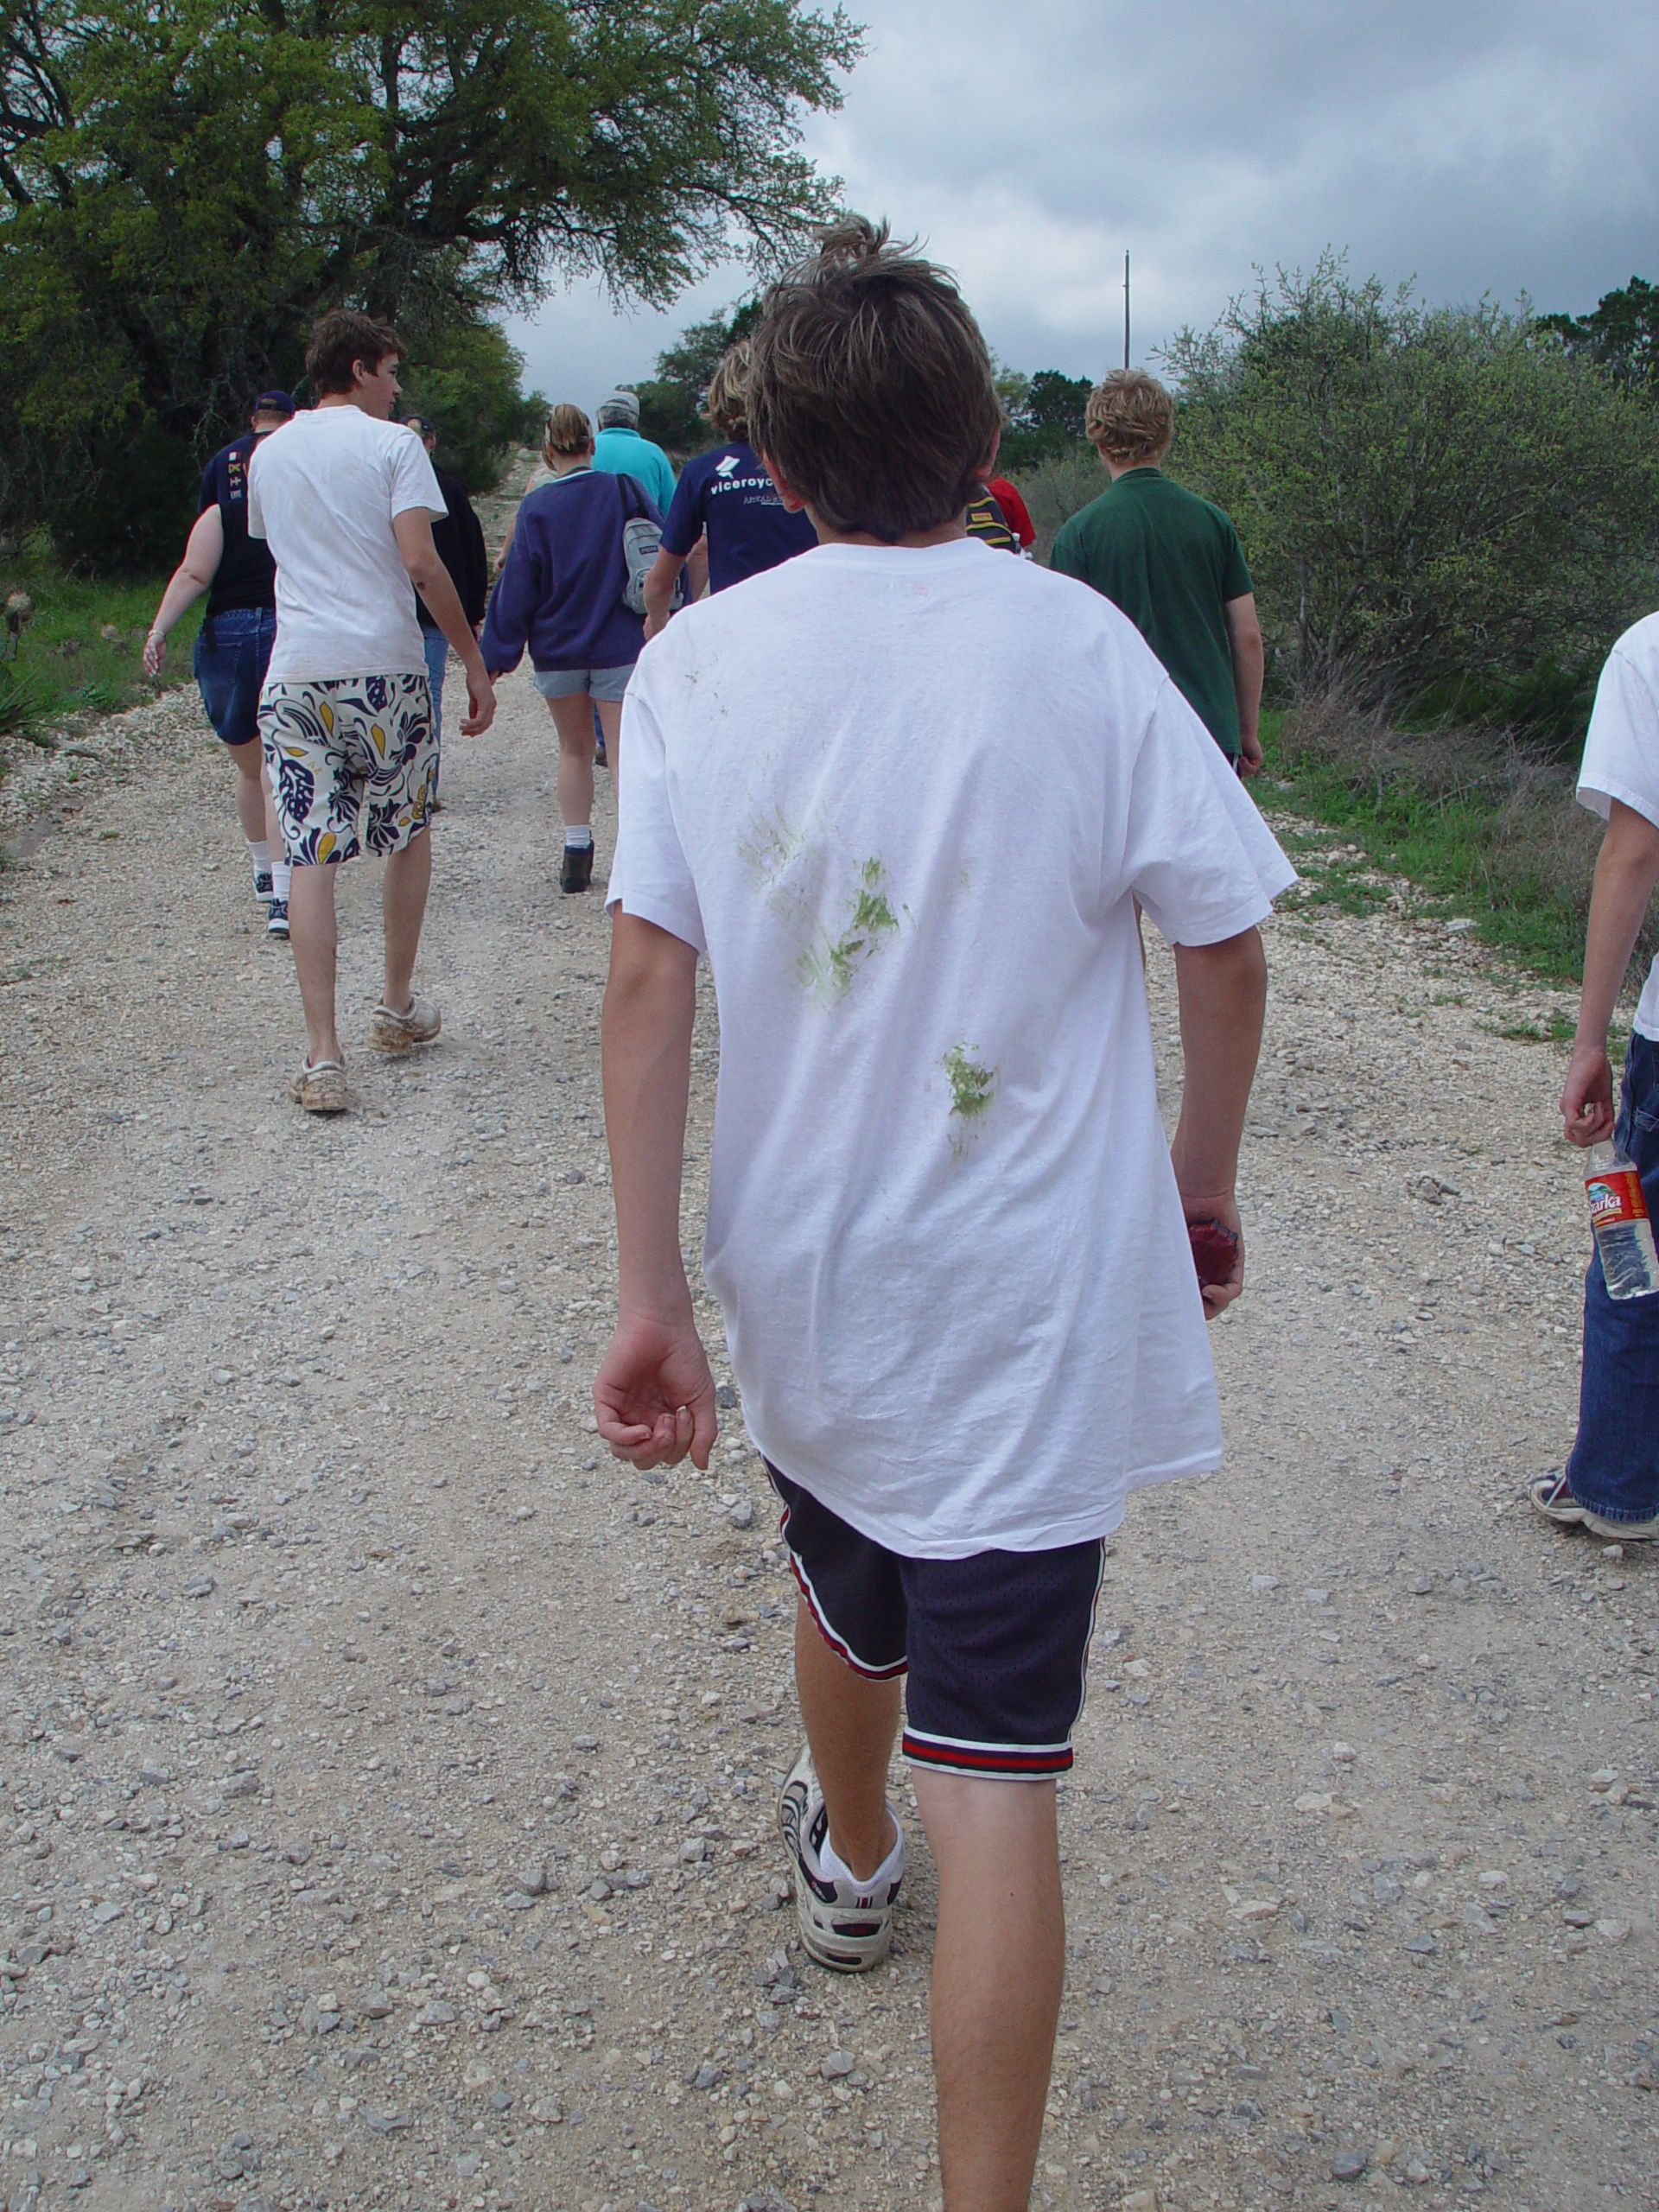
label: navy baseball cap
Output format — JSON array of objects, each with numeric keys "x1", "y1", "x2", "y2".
[
  {"x1": 403, "y1": 413, "x2": 437, "y2": 438},
  {"x1": 252, "y1": 390, "x2": 296, "y2": 417}
]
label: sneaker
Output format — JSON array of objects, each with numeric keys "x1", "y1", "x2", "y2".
[
  {"x1": 265, "y1": 898, "x2": 289, "y2": 940},
  {"x1": 594, "y1": 741, "x2": 608, "y2": 771},
  {"x1": 561, "y1": 842, "x2": 594, "y2": 894},
  {"x1": 1528, "y1": 1467, "x2": 1659, "y2": 1541},
  {"x1": 368, "y1": 995, "x2": 442, "y2": 1055},
  {"x1": 778, "y1": 1742, "x2": 902, "y2": 1973},
  {"x1": 289, "y1": 1057, "x2": 347, "y2": 1114},
  {"x1": 253, "y1": 866, "x2": 274, "y2": 906}
]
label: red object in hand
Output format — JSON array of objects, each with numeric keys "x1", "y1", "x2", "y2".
[{"x1": 1187, "y1": 1217, "x2": 1239, "y2": 1287}]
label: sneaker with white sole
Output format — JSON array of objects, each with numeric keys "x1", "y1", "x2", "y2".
[
  {"x1": 252, "y1": 865, "x2": 274, "y2": 906},
  {"x1": 368, "y1": 995, "x2": 441, "y2": 1054},
  {"x1": 778, "y1": 1742, "x2": 902, "y2": 1973},
  {"x1": 1528, "y1": 1467, "x2": 1659, "y2": 1541},
  {"x1": 265, "y1": 897, "x2": 289, "y2": 940},
  {"x1": 289, "y1": 1057, "x2": 347, "y2": 1114}
]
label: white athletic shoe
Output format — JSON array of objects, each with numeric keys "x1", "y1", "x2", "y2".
[{"x1": 778, "y1": 1742, "x2": 903, "y2": 1973}]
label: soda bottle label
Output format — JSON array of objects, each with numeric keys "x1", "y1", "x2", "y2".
[{"x1": 1586, "y1": 1169, "x2": 1649, "y2": 1230}]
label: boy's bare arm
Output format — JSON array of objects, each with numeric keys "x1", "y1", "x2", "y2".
[
  {"x1": 1562, "y1": 798, "x2": 1659, "y2": 1145},
  {"x1": 1224, "y1": 594, "x2": 1265, "y2": 776},
  {"x1": 1170, "y1": 925, "x2": 1268, "y2": 1314},
  {"x1": 595, "y1": 912, "x2": 718, "y2": 1467}
]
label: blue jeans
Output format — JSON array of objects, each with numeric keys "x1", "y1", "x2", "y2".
[
  {"x1": 194, "y1": 607, "x2": 275, "y2": 748},
  {"x1": 422, "y1": 628, "x2": 448, "y2": 747},
  {"x1": 1566, "y1": 1031, "x2": 1659, "y2": 1522}
]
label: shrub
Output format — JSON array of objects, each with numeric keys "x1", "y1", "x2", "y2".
[{"x1": 1162, "y1": 256, "x2": 1659, "y2": 733}]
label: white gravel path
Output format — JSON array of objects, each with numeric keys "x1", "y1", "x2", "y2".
[{"x1": 0, "y1": 671, "x2": 1654, "y2": 2212}]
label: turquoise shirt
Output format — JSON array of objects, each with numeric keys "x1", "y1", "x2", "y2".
[{"x1": 593, "y1": 426, "x2": 677, "y2": 512}]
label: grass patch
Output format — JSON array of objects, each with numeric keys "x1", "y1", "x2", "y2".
[
  {"x1": 1, "y1": 538, "x2": 200, "y2": 747},
  {"x1": 1257, "y1": 694, "x2": 1618, "y2": 989}
]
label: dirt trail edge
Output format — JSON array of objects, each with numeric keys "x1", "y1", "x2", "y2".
[{"x1": 0, "y1": 673, "x2": 1655, "y2": 2212}]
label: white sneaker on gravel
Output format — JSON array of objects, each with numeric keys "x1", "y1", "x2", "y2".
[
  {"x1": 367, "y1": 995, "x2": 441, "y2": 1054},
  {"x1": 1529, "y1": 1467, "x2": 1658, "y2": 1541},
  {"x1": 778, "y1": 1742, "x2": 903, "y2": 1973},
  {"x1": 289, "y1": 1057, "x2": 347, "y2": 1115}
]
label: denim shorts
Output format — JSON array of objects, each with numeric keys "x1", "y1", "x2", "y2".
[
  {"x1": 194, "y1": 607, "x2": 276, "y2": 748},
  {"x1": 533, "y1": 664, "x2": 634, "y2": 704}
]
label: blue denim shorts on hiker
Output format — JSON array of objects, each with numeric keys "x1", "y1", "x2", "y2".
[
  {"x1": 194, "y1": 607, "x2": 276, "y2": 749},
  {"x1": 1566, "y1": 1031, "x2": 1659, "y2": 1523},
  {"x1": 422, "y1": 626, "x2": 448, "y2": 746}
]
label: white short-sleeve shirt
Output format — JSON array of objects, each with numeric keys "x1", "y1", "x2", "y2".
[
  {"x1": 610, "y1": 538, "x2": 1296, "y2": 1558},
  {"x1": 247, "y1": 407, "x2": 445, "y2": 683},
  {"x1": 1579, "y1": 609, "x2": 1659, "y2": 1041}
]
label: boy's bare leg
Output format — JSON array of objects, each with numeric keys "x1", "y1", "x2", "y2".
[
  {"x1": 547, "y1": 693, "x2": 596, "y2": 829},
  {"x1": 794, "y1": 1599, "x2": 900, "y2": 1879},
  {"x1": 913, "y1": 1770, "x2": 1065, "y2": 2212},
  {"x1": 287, "y1": 861, "x2": 342, "y2": 1065},
  {"x1": 381, "y1": 826, "x2": 433, "y2": 1012}
]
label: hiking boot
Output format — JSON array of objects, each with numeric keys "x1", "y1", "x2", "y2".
[
  {"x1": 265, "y1": 897, "x2": 289, "y2": 940},
  {"x1": 368, "y1": 995, "x2": 442, "y2": 1054},
  {"x1": 778, "y1": 1742, "x2": 902, "y2": 1973},
  {"x1": 561, "y1": 842, "x2": 594, "y2": 894},
  {"x1": 1528, "y1": 1468, "x2": 1659, "y2": 1541},
  {"x1": 289, "y1": 1057, "x2": 347, "y2": 1114}
]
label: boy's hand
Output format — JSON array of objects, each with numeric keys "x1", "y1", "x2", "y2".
[
  {"x1": 595, "y1": 1312, "x2": 718, "y2": 1469},
  {"x1": 1181, "y1": 1191, "x2": 1244, "y2": 1316},
  {"x1": 1560, "y1": 1041, "x2": 1615, "y2": 1147}
]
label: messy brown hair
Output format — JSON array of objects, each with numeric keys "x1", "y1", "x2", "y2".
[
  {"x1": 704, "y1": 340, "x2": 753, "y2": 441},
  {"x1": 747, "y1": 217, "x2": 1001, "y2": 541},
  {"x1": 1084, "y1": 369, "x2": 1175, "y2": 467},
  {"x1": 305, "y1": 309, "x2": 404, "y2": 398},
  {"x1": 543, "y1": 404, "x2": 594, "y2": 459}
]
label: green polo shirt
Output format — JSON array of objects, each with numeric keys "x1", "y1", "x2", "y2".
[{"x1": 1049, "y1": 467, "x2": 1252, "y2": 756}]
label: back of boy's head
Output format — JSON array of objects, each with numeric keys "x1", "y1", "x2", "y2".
[
  {"x1": 1085, "y1": 369, "x2": 1175, "y2": 466},
  {"x1": 703, "y1": 340, "x2": 753, "y2": 442},
  {"x1": 747, "y1": 216, "x2": 1001, "y2": 542}
]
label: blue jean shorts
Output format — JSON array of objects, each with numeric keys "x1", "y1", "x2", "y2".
[
  {"x1": 533, "y1": 664, "x2": 634, "y2": 704},
  {"x1": 194, "y1": 607, "x2": 276, "y2": 748}
]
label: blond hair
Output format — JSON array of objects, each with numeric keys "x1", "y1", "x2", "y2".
[
  {"x1": 543, "y1": 403, "x2": 594, "y2": 460},
  {"x1": 704, "y1": 340, "x2": 753, "y2": 441},
  {"x1": 1084, "y1": 369, "x2": 1174, "y2": 466}
]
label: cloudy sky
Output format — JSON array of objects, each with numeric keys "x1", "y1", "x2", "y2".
[{"x1": 508, "y1": 0, "x2": 1659, "y2": 409}]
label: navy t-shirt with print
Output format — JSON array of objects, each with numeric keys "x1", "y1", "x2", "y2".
[
  {"x1": 198, "y1": 432, "x2": 277, "y2": 617},
  {"x1": 660, "y1": 442, "x2": 817, "y2": 594}
]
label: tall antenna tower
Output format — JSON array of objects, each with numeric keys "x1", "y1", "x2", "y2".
[{"x1": 1123, "y1": 251, "x2": 1131, "y2": 370}]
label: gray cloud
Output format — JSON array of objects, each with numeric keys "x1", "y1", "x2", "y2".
[{"x1": 512, "y1": 0, "x2": 1659, "y2": 405}]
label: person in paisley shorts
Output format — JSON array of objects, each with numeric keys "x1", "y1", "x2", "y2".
[{"x1": 248, "y1": 310, "x2": 496, "y2": 1113}]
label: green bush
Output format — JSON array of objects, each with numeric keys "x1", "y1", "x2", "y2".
[{"x1": 1162, "y1": 256, "x2": 1659, "y2": 733}]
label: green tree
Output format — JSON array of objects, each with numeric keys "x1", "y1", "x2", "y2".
[
  {"x1": 997, "y1": 368, "x2": 1092, "y2": 470},
  {"x1": 1162, "y1": 255, "x2": 1659, "y2": 734},
  {"x1": 632, "y1": 297, "x2": 763, "y2": 454},
  {"x1": 1536, "y1": 277, "x2": 1659, "y2": 396},
  {"x1": 0, "y1": 0, "x2": 861, "y2": 565}
]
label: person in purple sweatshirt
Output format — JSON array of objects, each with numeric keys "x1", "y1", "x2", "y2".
[{"x1": 480, "y1": 404, "x2": 653, "y2": 893}]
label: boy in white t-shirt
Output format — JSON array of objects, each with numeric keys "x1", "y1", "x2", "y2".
[
  {"x1": 248, "y1": 310, "x2": 496, "y2": 1114},
  {"x1": 1530, "y1": 609, "x2": 1659, "y2": 1541},
  {"x1": 596, "y1": 219, "x2": 1294, "y2": 2208}
]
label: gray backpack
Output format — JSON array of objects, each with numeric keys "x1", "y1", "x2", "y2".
[{"x1": 615, "y1": 472, "x2": 682, "y2": 616}]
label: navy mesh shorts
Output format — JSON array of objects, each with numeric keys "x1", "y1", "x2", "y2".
[{"x1": 766, "y1": 1463, "x2": 1108, "y2": 1780}]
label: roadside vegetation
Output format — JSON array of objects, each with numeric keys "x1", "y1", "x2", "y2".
[{"x1": 0, "y1": 541, "x2": 200, "y2": 753}]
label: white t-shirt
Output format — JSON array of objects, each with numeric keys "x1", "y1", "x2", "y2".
[
  {"x1": 247, "y1": 407, "x2": 444, "y2": 683},
  {"x1": 608, "y1": 538, "x2": 1296, "y2": 1559},
  {"x1": 1579, "y1": 610, "x2": 1659, "y2": 1040}
]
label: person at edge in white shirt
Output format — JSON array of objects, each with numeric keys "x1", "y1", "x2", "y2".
[
  {"x1": 1529, "y1": 608, "x2": 1659, "y2": 1541},
  {"x1": 594, "y1": 218, "x2": 1294, "y2": 2212},
  {"x1": 247, "y1": 310, "x2": 494, "y2": 1112}
]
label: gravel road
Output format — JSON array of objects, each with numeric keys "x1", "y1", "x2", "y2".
[{"x1": 0, "y1": 671, "x2": 1655, "y2": 2212}]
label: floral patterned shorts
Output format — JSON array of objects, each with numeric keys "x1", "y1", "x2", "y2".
[{"x1": 260, "y1": 674, "x2": 437, "y2": 865}]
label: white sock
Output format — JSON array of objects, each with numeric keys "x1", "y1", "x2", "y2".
[
  {"x1": 565, "y1": 825, "x2": 594, "y2": 849},
  {"x1": 247, "y1": 839, "x2": 271, "y2": 874},
  {"x1": 272, "y1": 861, "x2": 291, "y2": 900},
  {"x1": 819, "y1": 1817, "x2": 904, "y2": 1894}
]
